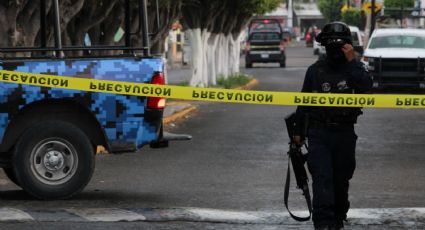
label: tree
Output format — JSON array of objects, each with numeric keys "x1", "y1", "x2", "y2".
[
  {"x1": 341, "y1": 8, "x2": 364, "y2": 29},
  {"x1": 383, "y1": 0, "x2": 415, "y2": 19},
  {"x1": 318, "y1": 0, "x2": 344, "y2": 22},
  {"x1": 0, "y1": 0, "x2": 181, "y2": 57},
  {"x1": 181, "y1": 0, "x2": 281, "y2": 87},
  {"x1": 384, "y1": 0, "x2": 415, "y2": 8}
]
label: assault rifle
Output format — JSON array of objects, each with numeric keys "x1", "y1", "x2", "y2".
[{"x1": 284, "y1": 113, "x2": 312, "y2": 221}]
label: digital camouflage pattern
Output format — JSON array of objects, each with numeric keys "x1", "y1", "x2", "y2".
[{"x1": 0, "y1": 58, "x2": 164, "y2": 150}]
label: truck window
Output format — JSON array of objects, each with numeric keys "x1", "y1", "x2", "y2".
[
  {"x1": 369, "y1": 35, "x2": 425, "y2": 49},
  {"x1": 251, "y1": 33, "x2": 281, "y2": 41}
]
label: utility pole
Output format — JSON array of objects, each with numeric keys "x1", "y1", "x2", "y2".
[
  {"x1": 287, "y1": 0, "x2": 293, "y2": 29},
  {"x1": 370, "y1": 0, "x2": 376, "y2": 36},
  {"x1": 420, "y1": 0, "x2": 425, "y2": 28}
]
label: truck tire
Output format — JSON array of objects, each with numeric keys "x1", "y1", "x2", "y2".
[
  {"x1": 13, "y1": 121, "x2": 95, "y2": 200},
  {"x1": 2, "y1": 167, "x2": 20, "y2": 186}
]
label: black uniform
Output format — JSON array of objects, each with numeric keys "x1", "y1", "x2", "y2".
[{"x1": 295, "y1": 58, "x2": 372, "y2": 229}]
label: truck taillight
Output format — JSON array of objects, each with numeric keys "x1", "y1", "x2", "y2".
[{"x1": 147, "y1": 72, "x2": 166, "y2": 109}]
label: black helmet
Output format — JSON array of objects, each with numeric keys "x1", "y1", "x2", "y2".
[{"x1": 316, "y1": 22, "x2": 352, "y2": 45}]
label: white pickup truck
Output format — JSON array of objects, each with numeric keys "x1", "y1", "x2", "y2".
[{"x1": 363, "y1": 28, "x2": 425, "y2": 90}]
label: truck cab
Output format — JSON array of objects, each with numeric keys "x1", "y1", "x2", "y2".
[
  {"x1": 363, "y1": 28, "x2": 425, "y2": 91},
  {"x1": 0, "y1": 0, "x2": 188, "y2": 199},
  {"x1": 244, "y1": 18, "x2": 287, "y2": 68}
]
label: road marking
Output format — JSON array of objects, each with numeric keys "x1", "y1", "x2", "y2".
[
  {"x1": 0, "y1": 207, "x2": 423, "y2": 226},
  {"x1": 67, "y1": 208, "x2": 146, "y2": 222},
  {"x1": 0, "y1": 179, "x2": 8, "y2": 186},
  {"x1": 0, "y1": 208, "x2": 34, "y2": 222},
  {"x1": 283, "y1": 67, "x2": 309, "y2": 71},
  {"x1": 185, "y1": 207, "x2": 262, "y2": 223}
]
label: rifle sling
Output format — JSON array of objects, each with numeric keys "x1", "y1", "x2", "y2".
[{"x1": 284, "y1": 156, "x2": 312, "y2": 222}]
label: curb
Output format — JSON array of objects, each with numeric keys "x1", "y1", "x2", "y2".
[
  {"x1": 234, "y1": 78, "x2": 259, "y2": 90},
  {"x1": 163, "y1": 103, "x2": 197, "y2": 125}
]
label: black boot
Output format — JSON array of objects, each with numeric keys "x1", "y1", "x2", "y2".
[
  {"x1": 315, "y1": 225, "x2": 331, "y2": 230},
  {"x1": 330, "y1": 221, "x2": 344, "y2": 230},
  {"x1": 315, "y1": 222, "x2": 344, "y2": 230}
]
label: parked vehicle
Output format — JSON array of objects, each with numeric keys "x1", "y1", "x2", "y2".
[
  {"x1": 318, "y1": 25, "x2": 364, "y2": 60},
  {"x1": 245, "y1": 19, "x2": 287, "y2": 68},
  {"x1": 0, "y1": 0, "x2": 189, "y2": 200},
  {"x1": 313, "y1": 34, "x2": 321, "y2": 55},
  {"x1": 282, "y1": 31, "x2": 293, "y2": 46},
  {"x1": 249, "y1": 19, "x2": 282, "y2": 34},
  {"x1": 305, "y1": 26, "x2": 320, "y2": 47},
  {"x1": 363, "y1": 28, "x2": 425, "y2": 90}
]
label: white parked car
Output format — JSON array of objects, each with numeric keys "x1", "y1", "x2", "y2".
[
  {"x1": 313, "y1": 37, "x2": 320, "y2": 55},
  {"x1": 363, "y1": 28, "x2": 425, "y2": 90},
  {"x1": 312, "y1": 27, "x2": 321, "y2": 55},
  {"x1": 317, "y1": 25, "x2": 364, "y2": 60}
]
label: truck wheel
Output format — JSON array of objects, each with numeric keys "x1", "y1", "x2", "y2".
[
  {"x1": 2, "y1": 167, "x2": 20, "y2": 186},
  {"x1": 246, "y1": 62, "x2": 253, "y2": 68},
  {"x1": 280, "y1": 61, "x2": 286, "y2": 68},
  {"x1": 13, "y1": 121, "x2": 95, "y2": 200}
]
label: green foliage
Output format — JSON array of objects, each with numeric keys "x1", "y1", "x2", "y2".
[
  {"x1": 341, "y1": 8, "x2": 363, "y2": 29},
  {"x1": 384, "y1": 0, "x2": 414, "y2": 8},
  {"x1": 217, "y1": 74, "x2": 252, "y2": 89},
  {"x1": 181, "y1": 0, "x2": 281, "y2": 32},
  {"x1": 176, "y1": 80, "x2": 190, "y2": 86},
  {"x1": 318, "y1": 0, "x2": 343, "y2": 22},
  {"x1": 251, "y1": 0, "x2": 282, "y2": 15},
  {"x1": 384, "y1": 0, "x2": 414, "y2": 17},
  {"x1": 231, "y1": 0, "x2": 281, "y2": 16}
]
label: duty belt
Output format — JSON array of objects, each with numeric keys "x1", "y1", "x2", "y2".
[{"x1": 308, "y1": 120, "x2": 354, "y2": 130}]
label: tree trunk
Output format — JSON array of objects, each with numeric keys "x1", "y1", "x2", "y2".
[
  {"x1": 188, "y1": 28, "x2": 204, "y2": 87},
  {"x1": 216, "y1": 34, "x2": 231, "y2": 78},
  {"x1": 207, "y1": 33, "x2": 220, "y2": 85},
  {"x1": 0, "y1": 1, "x2": 38, "y2": 57},
  {"x1": 200, "y1": 29, "x2": 211, "y2": 87},
  {"x1": 228, "y1": 33, "x2": 242, "y2": 75},
  {"x1": 215, "y1": 34, "x2": 225, "y2": 79}
]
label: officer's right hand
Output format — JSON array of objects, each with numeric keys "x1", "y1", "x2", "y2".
[
  {"x1": 293, "y1": 136, "x2": 304, "y2": 146},
  {"x1": 342, "y1": 44, "x2": 355, "y2": 62}
]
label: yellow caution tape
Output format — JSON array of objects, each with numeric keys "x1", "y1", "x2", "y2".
[{"x1": 0, "y1": 70, "x2": 425, "y2": 109}]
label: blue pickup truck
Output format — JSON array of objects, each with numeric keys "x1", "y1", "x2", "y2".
[{"x1": 0, "y1": 0, "x2": 189, "y2": 199}]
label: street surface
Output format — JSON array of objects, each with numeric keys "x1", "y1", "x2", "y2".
[{"x1": 1, "y1": 46, "x2": 425, "y2": 229}]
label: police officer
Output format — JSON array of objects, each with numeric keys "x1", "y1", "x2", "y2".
[{"x1": 294, "y1": 22, "x2": 372, "y2": 230}]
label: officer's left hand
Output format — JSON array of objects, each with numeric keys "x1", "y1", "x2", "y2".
[
  {"x1": 341, "y1": 44, "x2": 355, "y2": 62},
  {"x1": 293, "y1": 135, "x2": 304, "y2": 146}
]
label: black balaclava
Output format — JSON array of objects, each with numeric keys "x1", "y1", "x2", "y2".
[{"x1": 325, "y1": 42, "x2": 346, "y2": 65}]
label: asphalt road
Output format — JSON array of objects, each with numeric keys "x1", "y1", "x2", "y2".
[{"x1": 1, "y1": 46, "x2": 425, "y2": 229}]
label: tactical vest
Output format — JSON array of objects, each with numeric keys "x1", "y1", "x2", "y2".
[{"x1": 309, "y1": 60, "x2": 362, "y2": 124}]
